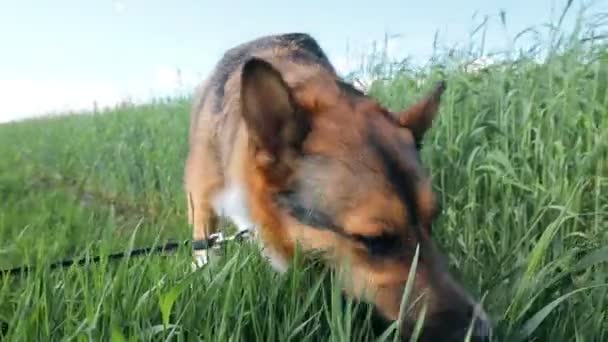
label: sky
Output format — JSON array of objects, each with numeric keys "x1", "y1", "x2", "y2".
[{"x1": 0, "y1": 0, "x2": 603, "y2": 123}]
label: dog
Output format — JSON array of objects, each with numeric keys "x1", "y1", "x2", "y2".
[{"x1": 184, "y1": 32, "x2": 491, "y2": 341}]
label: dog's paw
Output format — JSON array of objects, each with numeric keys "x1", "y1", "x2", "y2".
[{"x1": 191, "y1": 250, "x2": 209, "y2": 271}]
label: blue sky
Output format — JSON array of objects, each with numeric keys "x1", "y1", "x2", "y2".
[{"x1": 0, "y1": 0, "x2": 601, "y2": 122}]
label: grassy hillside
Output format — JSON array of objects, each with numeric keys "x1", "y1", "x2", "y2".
[{"x1": 1, "y1": 10, "x2": 607, "y2": 342}]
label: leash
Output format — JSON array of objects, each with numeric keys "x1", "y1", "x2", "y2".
[{"x1": 0, "y1": 229, "x2": 252, "y2": 277}]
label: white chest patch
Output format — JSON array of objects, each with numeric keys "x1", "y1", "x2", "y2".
[
  {"x1": 262, "y1": 247, "x2": 289, "y2": 273},
  {"x1": 211, "y1": 182, "x2": 255, "y2": 232},
  {"x1": 210, "y1": 182, "x2": 289, "y2": 273}
]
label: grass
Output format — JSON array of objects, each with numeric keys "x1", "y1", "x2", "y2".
[{"x1": 1, "y1": 4, "x2": 607, "y2": 341}]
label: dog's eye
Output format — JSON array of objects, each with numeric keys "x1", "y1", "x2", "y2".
[{"x1": 353, "y1": 233, "x2": 399, "y2": 256}]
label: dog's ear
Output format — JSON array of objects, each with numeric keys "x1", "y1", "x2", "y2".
[
  {"x1": 397, "y1": 81, "x2": 446, "y2": 142},
  {"x1": 240, "y1": 57, "x2": 310, "y2": 167}
]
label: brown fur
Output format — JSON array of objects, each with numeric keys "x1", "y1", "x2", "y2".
[{"x1": 184, "y1": 33, "x2": 490, "y2": 341}]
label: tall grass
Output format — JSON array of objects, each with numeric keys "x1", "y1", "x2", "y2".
[{"x1": 1, "y1": 3, "x2": 607, "y2": 341}]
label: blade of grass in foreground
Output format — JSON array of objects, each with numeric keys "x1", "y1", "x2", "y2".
[{"x1": 517, "y1": 284, "x2": 608, "y2": 341}]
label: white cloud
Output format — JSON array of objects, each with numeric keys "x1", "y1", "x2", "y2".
[
  {"x1": 330, "y1": 35, "x2": 407, "y2": 75},
  {"x1": 0, "y1": 66, "x2": 205, "y2": 124},
  {"x1": 385, "y1": 38, "x2": 403, "y2": 59},
  {"x1": 332, "y1": 55, "x2": 359, "y2": 76},
  {"x1": 0, "y1": 79, "x2": 124, "y2": 123},
  {"x1": 153, "y1": 66, "x2": 181, "y2": 90},
  {"x1": 113, "y1": 1, "x2": 126, "y2": 14},
  {"x1": 149, "y1": 65, "x2": 201, "y2": 97}
]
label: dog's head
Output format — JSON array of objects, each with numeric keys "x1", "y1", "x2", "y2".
[{"x1": 240, "y1": 57, "x2": 491, "y2": 341}]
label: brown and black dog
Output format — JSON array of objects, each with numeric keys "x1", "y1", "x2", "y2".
[{"x1": 184, "y1": 33, "x2": 491, "y2": 341}]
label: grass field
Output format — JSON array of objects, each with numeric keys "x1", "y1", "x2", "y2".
[{"x1": 1, "y1": 6, "x2": 607, "y2": 342}]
